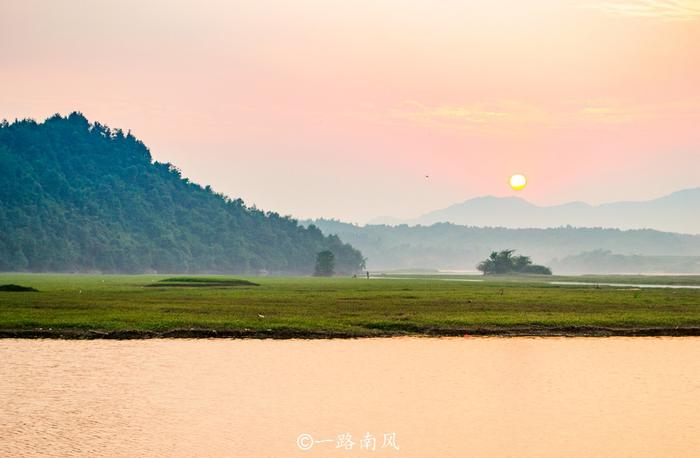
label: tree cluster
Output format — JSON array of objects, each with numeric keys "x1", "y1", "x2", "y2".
[{"x1": 476, "y1": 250, "x2": 552, "y2": 275}]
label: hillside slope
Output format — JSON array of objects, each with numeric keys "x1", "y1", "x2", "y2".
[{"x1": 0, "y1": 113, "x2": 364, "y2": 274}]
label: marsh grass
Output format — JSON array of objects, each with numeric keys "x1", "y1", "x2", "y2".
[{"x1": 0, "y1": 273, "x2": 698, "y2": 336}]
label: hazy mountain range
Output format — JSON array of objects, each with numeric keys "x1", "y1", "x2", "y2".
[{"x1": 371, "y1": 188, "x2": 700, "y2": 235}]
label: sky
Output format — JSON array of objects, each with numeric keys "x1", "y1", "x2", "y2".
[{"x1": 1, "y1": 0, "x2": 699, "y2": 223}]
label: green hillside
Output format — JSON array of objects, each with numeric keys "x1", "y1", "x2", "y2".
[{"x1": 0, "y1": 113, "x2": 365, "y2": 274}]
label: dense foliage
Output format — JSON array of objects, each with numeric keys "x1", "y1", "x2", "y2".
[
  {"x1": 0, "y1": 113, "x2": 365, "y2": 274},
  {"x1": 477, "y1": 250, "x2": 552, "y2": 275}
]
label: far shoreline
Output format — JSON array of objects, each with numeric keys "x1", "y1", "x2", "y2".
[{"x1": 2, "y1": 326, "x2": 700, "y2": 340}]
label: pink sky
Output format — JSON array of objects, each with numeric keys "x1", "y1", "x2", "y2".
[{"x1": 1, "y1": 0, "x2": 699, "y2": 223}]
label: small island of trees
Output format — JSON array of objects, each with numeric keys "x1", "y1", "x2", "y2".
[{"x1": 477, "y1": 250, "x2": 552, "y2": 275}]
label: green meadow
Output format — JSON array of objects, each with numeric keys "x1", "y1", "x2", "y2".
[{"x1": 0, "y1": 273, "x2": 698, "y2": 338}]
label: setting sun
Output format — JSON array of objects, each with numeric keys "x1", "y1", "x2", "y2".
[{"x1": 510, "y1": 174, "x2": 527, "y2": 191}]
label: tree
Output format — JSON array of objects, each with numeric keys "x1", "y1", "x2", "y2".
[
  {"x1": 477, "y1": 249, "x2": 515, "y2": 275},
  {"x1": 477, "y1": 250, "x2": 551, "y2": 275},
  {"x1": 314, "y1": 250, "x2": 335, "y2": 276}
]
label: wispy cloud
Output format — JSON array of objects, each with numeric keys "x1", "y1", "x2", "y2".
[
  {"x1": 577, "y1": 98, "x2": 700, "y2": 123},
  {"x1": 388, "y1": 100, "x2": 551, "y2": 132},
  {"x1": 577, "y1": 104, "x2": 651, "y2": 123},
  {"x1": 384, "y1": 98, "x2": 699, "y2": 132},
  {"x1": 583, "y1": 0, "x2": 700, "y2": 21}
]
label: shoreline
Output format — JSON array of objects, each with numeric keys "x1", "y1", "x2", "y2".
[{"x1": 1, "y1": 326, "x2": 699, "y2": 340}]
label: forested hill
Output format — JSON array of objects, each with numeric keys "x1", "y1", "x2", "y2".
[{"x1": 0, "y1": 113, "x2": 365, "y2": 274}]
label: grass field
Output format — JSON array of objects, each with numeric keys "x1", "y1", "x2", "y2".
[{"x1": 0, "y1": 273, "x2": 699, "y2": 338}]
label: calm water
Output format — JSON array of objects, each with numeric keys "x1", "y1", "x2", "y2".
[
  {"x1": 549, "y1": 281, "x2": 700, "y2": 289},
  {"x1": 1, "y1": 338, "x2": 698, "y2": 457},
  {"x1": 374, "y1": 277, "x2": 700, "y2": 288}
]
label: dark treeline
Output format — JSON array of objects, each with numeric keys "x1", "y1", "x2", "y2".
[
  {"x1": 308, "y1": 219, "x2": 700, "y2": 272},
  {"x1": 0, "y1": 113, "x2": 365, "y2": 274}
]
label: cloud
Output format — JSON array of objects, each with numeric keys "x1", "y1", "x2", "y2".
[
  {"x1": 583, "y1": 0, "x2": 700, "y2": 21},
  {"x1": 578, "y1": 98, "x2": 700, "y2": 123},
  {"x1": 578, "y1": 105, "x2": 649, "y2": 123},
  {"x1": 384, "y1": 98, "x2": 699, "y2": 132},
  {"x1": 388, "y1": 100, "x2": 551, "y2": 132}
]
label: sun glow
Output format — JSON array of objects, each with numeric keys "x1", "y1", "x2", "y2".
[{"x1": 509, "y1": 174, "x2": 527, "y2": 191}]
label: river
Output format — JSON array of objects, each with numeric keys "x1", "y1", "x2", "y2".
[{"x1": 1, "y1": 337, "x2": 698, "y2": 457}]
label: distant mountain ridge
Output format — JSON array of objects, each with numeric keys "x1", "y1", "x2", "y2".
[{"x1": 371, "y1": 188, "x2": 700, "y2": 234}]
